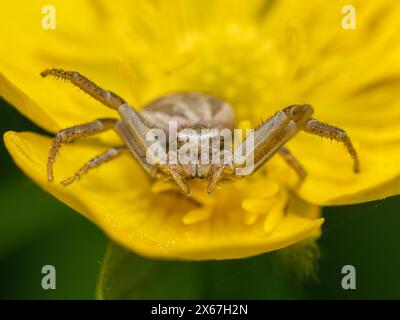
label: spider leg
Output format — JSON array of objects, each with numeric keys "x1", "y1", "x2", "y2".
[
  {"x1": 114, "y1": 120, "x2": 155, "y2": 176},
  {"x1": 233, "y1": 110, "x2": 299, "y2": 175},
  {"x1": 278, "y1": 147, "x2": 307, "y2": 181},
  {"x1": 208, "y1": 105, "x2": 359, "y2": 193},
  {"x1": 206, "y1": 164, "x2": 226, "y2": 194},
  {"x1": 204, "y1": 109, "x2": 300, "y2": 192},
  {"x1": 304, "y1": 119, "x2": 360, "y2": 173},
  {"x1": 167, "y1": 165, "x2": 191, "y2": 195},
  {"x1": 41, "y1": 69, "x2": 152, "y2": 155},
  {"x1": 47, "y1": 118, "x2": 116, "y2": 182},
  {"x1": 115, "y1": 120, "x2": 190, "y2": 195},
  {"x1": 61, "y1": 146, "x2": 126, "y2": 186},
  {"x1": 41, "y1": 68, "x2": 125, "y2": 109},
  {"x1": 41, "y1": 69, "x2": 176, "y2": 186}
]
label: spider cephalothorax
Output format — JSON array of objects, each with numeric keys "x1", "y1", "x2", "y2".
[{"x1": 42, "y1": 68, "x2": 360, "y2": 195}]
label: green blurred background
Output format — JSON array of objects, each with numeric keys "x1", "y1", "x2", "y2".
[{"x1": 1, "y1": 97, "x2": 399, "y2": 299}]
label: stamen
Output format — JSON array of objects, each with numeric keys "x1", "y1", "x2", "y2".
[
  {"x1": 244, "y1": 211, "x2": 259, "y2": 225},
  {"x1": 241, "y1": 197, "x2": 276, "y2": 214},
  {"x1": 151, "y1": 181, "x2": 177, "y2": 193},
  {"x1": 263, "y1": 190, "x2": 289, "y2": 235},
  {"x1": 182, "y1": 207, "x2": 212, "y2": 225}
]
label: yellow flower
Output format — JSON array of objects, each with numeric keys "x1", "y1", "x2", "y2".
[{"x1": 2, "y1": 0, "x2": 400, "y2": 260}]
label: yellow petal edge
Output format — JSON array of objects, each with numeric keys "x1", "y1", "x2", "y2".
[{"x1": 4, "y1": 131, "x2": 323, "y2": 260}]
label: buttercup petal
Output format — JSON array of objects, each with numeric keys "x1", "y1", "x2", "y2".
[{"x1": 4, "y1": 131, "x2": 323, "y2": 260}]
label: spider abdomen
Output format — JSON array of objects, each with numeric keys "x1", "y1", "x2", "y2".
[{"x1": 140, "y1": 92, "x2": 235, "y2": 133}]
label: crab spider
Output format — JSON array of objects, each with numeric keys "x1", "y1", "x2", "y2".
[{"x1": 42, "y1": 68, "x2": 360, "y2": 195}]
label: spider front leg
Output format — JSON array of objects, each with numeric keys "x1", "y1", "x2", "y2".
[
  {"x1": 206, "y1": 108, "x2": 305, "y2": 192},
  {"x1": 304, "y1": 118, "x2": 360, "y2": 173},
  {"x1": 41, "y1": 68, "x2": 125, "y2": 109},
  {"x1": 243, "y1": 104, "x2": 360, "y2": 175},
  {"x1": 208, "y1": 105, "x2": 360, "y2": 192}
]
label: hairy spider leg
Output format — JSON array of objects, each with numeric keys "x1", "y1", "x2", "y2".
[
  {"x1": 41, "y1": 69, "x2": 125, "y2": 109},
  {"x1": 210, "y1": 105, "x2": 360, "y2": 191},
  {"x1": 278, "y1": 147, "x2": 307, "y2": 181},
  {"x1": 42, "y1": 68, "x2": 189, "y2": 193},
  {"x1": 47, "y1": 118, "x2": 116, "y2": 182},
  {"x1": 304, "y1": 119, "x2": 360, "y2": 173},
  {"x1": 61, "y1": 146, "x2": 126, "y2": 186}
]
